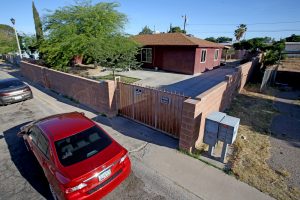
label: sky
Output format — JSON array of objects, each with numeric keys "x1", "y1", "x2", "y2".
[{"x1": 1, "y1": 0, "x2": 300, "y2": 40}]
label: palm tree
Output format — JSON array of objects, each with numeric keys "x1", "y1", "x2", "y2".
[{"x1": 234, "y1": 24, "x2": 247, "y2": 41}]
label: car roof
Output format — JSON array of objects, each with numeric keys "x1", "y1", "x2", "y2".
[
  {"x1": 36, "y1": 112, "x2": 95, "y2": 142},
  {"x1": 0, "y1": 77, "x2": 21, "y2": 83}
]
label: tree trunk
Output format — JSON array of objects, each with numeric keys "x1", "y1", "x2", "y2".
[{"x1": 112, "y1": 67, "x2": 115, "y2": 78}]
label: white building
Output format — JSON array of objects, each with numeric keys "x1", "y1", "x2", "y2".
[{"x1": 285, "y1": 42, "x2": 300, "y2": 57}]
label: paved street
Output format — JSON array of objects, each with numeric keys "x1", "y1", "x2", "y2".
[
  {"x1": 0, "y1": 61, "x2": 273, "y2": 200},
  {"x1": 0, "y1": 62, "x2": 199, "y2": 200},
  {"x1": 269, "y1": 90, "x2": 300, "y2": 188}
]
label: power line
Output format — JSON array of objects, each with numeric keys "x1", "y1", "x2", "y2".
[
  {"x1": 188, "y1": 20, "x2": 300, "y2": 26},
  {"x1": 189, "y1": 29, "x2": 300, "y2": 33}
]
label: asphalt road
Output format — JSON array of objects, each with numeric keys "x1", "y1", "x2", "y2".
[{"x1": 0, "y1": 62, "x2": 200, "y2": 200}]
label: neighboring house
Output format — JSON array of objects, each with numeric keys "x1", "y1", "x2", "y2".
[
  {"x1": 220, "y1": 42, "x2": 233, "y2": 61},
  {"x1": 284, "y1": 42, "x2": 300, "y2": 57},
  {"x1": 133, "y1": 33, "x2": 224, "y2": 74}
]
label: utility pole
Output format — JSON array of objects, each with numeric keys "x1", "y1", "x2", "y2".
[
  {"x1": 10, "y1": 18, "x2": 22, "y2": 58},
  {"x1": 182, "y1": 14, "x2": 187, "y2": 33}
]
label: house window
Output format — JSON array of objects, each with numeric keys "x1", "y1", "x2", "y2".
[
  {"x1": 214, "y1": 49, "x2": 219, "y2": 60},
  {"x1": 200, "y1": 49, "x2": 207, "y2": 63},
  {"x1": 141, "y1": 48, "x2": 152, "y2": 63}
]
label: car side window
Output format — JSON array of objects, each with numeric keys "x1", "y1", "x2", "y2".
[
  {"x1": 31, "y1": 126, "x2": 50, "y2": 159},
  {"x1": 28, "y1": 127, "x2": 38, "y2": 144},
  {"x1": 37, "y1": 132, "x2": 50, "y2": 159}
]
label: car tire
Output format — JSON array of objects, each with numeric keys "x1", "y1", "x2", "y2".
[{"x1": 49, "y1": 184, "x2": 59, "y2": 200}]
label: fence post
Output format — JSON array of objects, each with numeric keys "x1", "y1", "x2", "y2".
[{"x1": 132, "y1": 85, "x2": 135, "y2": 119}]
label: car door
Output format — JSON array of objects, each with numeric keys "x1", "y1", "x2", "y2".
[
  {"x1": 34, "y1": 127, "x2": 64, "y2": 199},
  {"x1": 35, "y1": 129, "x2": 52, "y2": 179},
  {"x1": 27, "y1": 127, "x2": 54, "y2": 185}
]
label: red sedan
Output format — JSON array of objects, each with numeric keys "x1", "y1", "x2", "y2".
[{"x1": 18, "y1": 112, "x2": 131, "y2": 200}]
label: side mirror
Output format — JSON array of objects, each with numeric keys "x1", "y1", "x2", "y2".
[
  {"x1": 17, "y1": 130, "x2": 26, "y2": 137},
  {"x1": 17, "y1": 124, "x2": 31, "y2": 137}
]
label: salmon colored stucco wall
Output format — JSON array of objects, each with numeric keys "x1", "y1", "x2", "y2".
[
  {"x1": 194, "y1": 48, "x2": 222, "y2": 74},
  {"x1": 142, "y1": 45, "x2": 196, "y2": 74},
  {"x1": 141, "y1": 46, "x2": 222, "y2": 75}
]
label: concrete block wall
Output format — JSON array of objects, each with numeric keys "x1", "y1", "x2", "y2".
[
  {"x1": 179, "y1": 56, "x2": 260, "y2": 152},
  {"x1": 20, "y1": 61, "x2": 117, "y2": 116},
  {"x1": 2, "y1": 54, "x2": 21, "y2": 65}
]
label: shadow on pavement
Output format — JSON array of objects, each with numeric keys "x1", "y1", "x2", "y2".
[
  {"x1": 3, "y1": 63, "x2": 99, "y2": 115},
  {"x1": 92, "y1": 115, "x2": 178, "y2": 149},
  {"x1": 2, "y1": 62, "x2": 178, "y2": 150},
  {"x1": 161, "y1": 67, "x2": 236, "y2": 97},
  {"x1": 3, "y1": 122, "x2": 52, "y2": 199},
  {"x1": 271, "y1": 90, "x2": 300, "y2": 142}
]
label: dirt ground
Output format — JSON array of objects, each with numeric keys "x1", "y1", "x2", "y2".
[
  {"x1": 279, "y1": 57, "x2": 300, "y2": 72},
  {"x1": 227, "y1": 85, "x2": 300, "y2": 200}
]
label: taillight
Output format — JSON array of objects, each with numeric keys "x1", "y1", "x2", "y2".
[
  {"x1": 65, "y1": 183, "x2": 87, "y2": 194},
  {"x1": 0, "y1": 92, "x2": 10, "y2": 96},
  {"x1": 119, "y1": 154, "x2": 127, "y2": 163},
  {"x1": 23, "y1": 87, "x2": 31, "y2": 92}
]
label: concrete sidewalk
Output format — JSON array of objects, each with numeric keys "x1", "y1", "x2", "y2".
[
  {"x1": 0, "y1": 61, "x2": 273, "y2": 200},
  {"x1": 96, "y1": 114, "x2": 273, "y2": 199},
  {"x1": 132, "y1": 143, "x2": 273, "y2": 200},
  {"x1": 92, "y1": 115, "x2": 273, "y2": 200}
]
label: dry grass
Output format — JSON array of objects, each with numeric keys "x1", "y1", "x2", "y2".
[{"x1": 227, "y1": 85, "x2": 300, "y2": 200}]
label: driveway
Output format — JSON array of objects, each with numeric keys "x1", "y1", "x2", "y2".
[
  {"x1": 119, "y1": 67, "x2": 236, "y2": 98},
  {"x1": 0, "y1": 61, "x2": 272, "y2": 200},
  {"x1": 87, "y1": 65, "x2": 236, "y2": 98}
]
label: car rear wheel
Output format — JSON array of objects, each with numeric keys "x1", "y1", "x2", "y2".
[{"x1": 49, "y1": 184, "x2": 58, "y2": 200}]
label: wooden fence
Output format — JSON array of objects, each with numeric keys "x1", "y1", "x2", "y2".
[{"x1": 117, "y1": 82, "x2": 188, "y2": 138}]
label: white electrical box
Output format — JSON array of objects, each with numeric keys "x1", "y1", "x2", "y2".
[
  {"x1": 219, "y1": 115, "x2": 240, "y2": 144},
  {"x1": 203, "y1": 112, "x2": 226, "y2": 146}
]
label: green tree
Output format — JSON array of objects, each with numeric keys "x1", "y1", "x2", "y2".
[
  {"x1": 40, "y1": 1, "x2": 140, "y2": 72},
  {"x1": 205, "y1": 37, "x2": 217, "y2": 42},
  {"x1": 139, "y1": 26, "x2": 153, "y2": 35},
  {"x1": 285, "y1": 34, "x2": 300, "y2": 42},
  {"x1": 233, "y1": 37, "x2": 274, "y2": 51},
  {"x1": 233, "y1": 36, "x2": 284, "y2": 66},
  {"x1": 0, "y1": 24, "x2": 17, "y2": 54},
  {"x1": 205, "y1": 36, "x2": 233, "y2": 43},
  {"x1": 19, "y1": 34, "x2": 38, "y2": 55},
  {"x1": 168, "y1": 26, "x2": 186, "y2": 34},
  {"x1": 32, "y1": 0, "x2": 43, "y2": 44},
  {"x1": 216, "y1": 36, "x2": 232, "y2": 43},
  {"x1": 263, "y1": 40, "x2": 285, "y2": 67},
  {"x1": 234, "y1": 24, "x2": 247, "y2": 41},
  {"x1": 99, "y1": 35, "x2": 141, "y2": 76}
]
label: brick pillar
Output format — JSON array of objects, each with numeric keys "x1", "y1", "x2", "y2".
[
  {"x1": 105, "y1": 80, "x2": 118, "y2": 117},
  {"x1": 179, "y1": 99, "x2": 202, "y2": 153}
]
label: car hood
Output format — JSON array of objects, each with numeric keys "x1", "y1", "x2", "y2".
[{"x1": 58, "y1": 141, "x2": 125, "y2": 182}]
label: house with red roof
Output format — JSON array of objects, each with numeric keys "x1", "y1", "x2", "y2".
[{"x1": 133, "y1": 33, "x2": 224, "y2": 75}]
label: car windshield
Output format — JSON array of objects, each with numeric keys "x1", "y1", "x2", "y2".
[
  {"x1": 0, "y1": 79, "x2": 24, "y2": 90},
  {"x1": 54, "y1": 126, "x2": 112, "y2": 167}
]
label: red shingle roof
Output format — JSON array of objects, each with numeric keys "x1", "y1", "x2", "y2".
[{"x1": 133, "y1": 33, "x2": 224, "y2": 48}]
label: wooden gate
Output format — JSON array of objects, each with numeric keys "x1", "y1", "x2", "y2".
[{"x1": 117, "y1": 82, "x2": 188, "y2": 138}]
